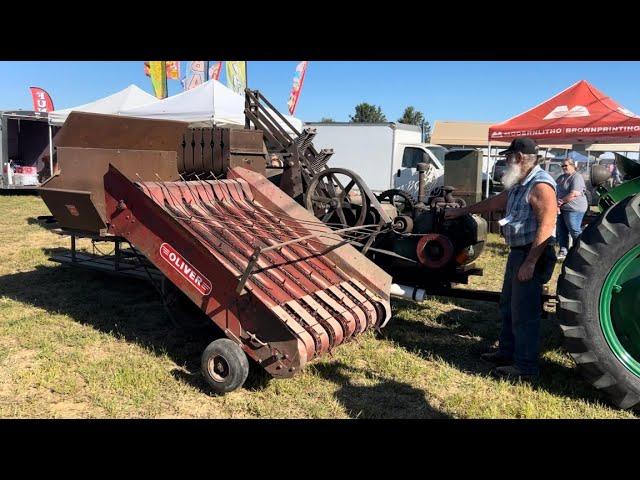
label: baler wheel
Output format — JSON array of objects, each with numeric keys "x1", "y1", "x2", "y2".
[
  {"x1": 557, "y1": 193, "x2": 640, "y2": 410},
  {"x1": 201, "y1": 339, "x2": 250, "y2": 394}
]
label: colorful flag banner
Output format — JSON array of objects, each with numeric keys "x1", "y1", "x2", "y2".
[
  {"x1": 29, "y1": 87, "x2": 54, "y2": 112},
  {"x1": 185, "y1": 61, "x2": 209, "y2": 91},
  {"x1": 287, "y1": 61, "x2": 308, "y2": 115},
  {"x1": 166, "y1": 61, "x2": 181, "y2": 80},
  {"x1": 226, "y1": 61, "x2": 247, "y2": 95},
  {"x1": 145, "y1": 61, "x2": 180, "y2": 81},
  {"x1": 209, "y1": 61, "x2": 223, "y2": 81},
  {"x1": 149, "y1": 61, "x2": 168, "y2": 99}
]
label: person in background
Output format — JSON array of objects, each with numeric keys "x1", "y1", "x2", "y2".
[{"x1": 555, "y1": 158, "x2": 588, "y2": 260}]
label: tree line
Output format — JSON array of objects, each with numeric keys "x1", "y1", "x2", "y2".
[{"x1": 319, "y1": 103, "x2": 431, "y2": 142}]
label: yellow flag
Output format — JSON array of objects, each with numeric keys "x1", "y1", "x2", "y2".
[
  {"x1": 149, "y1": 61, "x2": 167, "y2": 99},
  {"x1": 226, "y1": 61, "x2": 247, "y2": 95}
]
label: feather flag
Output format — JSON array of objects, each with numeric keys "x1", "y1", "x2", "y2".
[
  {"x1": 209, "y1": 61, "x2": 223, "y2": 81},
  {"x1": 226, "y1": 61, "x2": 247, "y2": 95},
  {"x1": 185, "y1": 61, "x2": 209, "y2": 90},
  {"x1": 287, "y1": 61, "x2": 308, "y2": 115},
  {"x1": 29, "y1": 87, "x2": 54, "y2": 112},
  {"x1": 165, "y1": 61, "x2": 180, "y2": 80},
  {"x1": 144, "y1": 61, "x2": 180, "y2": 80},
  {"x1": 149, "y1": 61, "x2": 168, "y2": 99}
]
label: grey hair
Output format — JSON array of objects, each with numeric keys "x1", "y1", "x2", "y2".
[{"x1": 564, "y1": 158, "x2": 576, "y2": 167}]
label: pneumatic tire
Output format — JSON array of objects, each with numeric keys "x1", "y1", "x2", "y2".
[
  {"x1": 201, "y1": 338, "x2": 249, "y2": 395},
  {"x1": 557, "y1": 193, "x2": 640, "y2": 410}
]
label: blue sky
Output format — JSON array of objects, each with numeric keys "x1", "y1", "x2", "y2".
[{"x1": 1, "y1": 61, "x2": 640, "y2": 124}]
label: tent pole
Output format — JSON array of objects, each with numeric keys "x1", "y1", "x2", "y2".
[
  {"x1": 485, "y1": 141, "x2": 492, "y2": 199},
  {"x1": 48, "y1": 124, "x2": 53, "y2": 180}
]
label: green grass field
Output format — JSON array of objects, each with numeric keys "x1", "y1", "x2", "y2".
[{"x1": 0, "y1": 193, "x2": 636, "y2": 418}]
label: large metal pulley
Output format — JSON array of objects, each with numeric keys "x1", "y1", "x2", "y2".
[{"x1": 305, "y1": 168, "x2": 370, "y2": 227}]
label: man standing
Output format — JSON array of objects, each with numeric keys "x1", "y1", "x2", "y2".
[
  {"x1": 555, "y1": 158, "x2": 588, "y2": 260},
  {"x1": 445, "y1": 138, "x2": 557, "y2": 381}
]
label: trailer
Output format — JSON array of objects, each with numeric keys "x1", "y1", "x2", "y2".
[{"x1": 0, "y1": 110, "x2": 58, "y2": 190}]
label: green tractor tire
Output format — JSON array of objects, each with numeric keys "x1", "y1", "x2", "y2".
[{"x1": 558, "y1": 193, "x2": 640, "y2": 410}]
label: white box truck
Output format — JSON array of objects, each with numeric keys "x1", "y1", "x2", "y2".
[{"x1": 306, "y1": 122, "x2": 448, "y2": 198}]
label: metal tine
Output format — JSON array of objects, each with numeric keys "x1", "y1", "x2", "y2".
[
  {"x1": 134, "y1": 173, "x2": 154, "y2": 198},
  {"x1": 153, "y1": 173, "x2": 192, "y2": 220}
]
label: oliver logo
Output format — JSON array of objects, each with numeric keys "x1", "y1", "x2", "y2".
[{"x1": 159, "y1": 243, "x2": 212, "y2": 296}]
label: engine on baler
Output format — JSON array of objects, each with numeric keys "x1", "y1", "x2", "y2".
[
  {"x1": 241, "y1": 90, "x2": 488, "y2": 291},
  {"x1": 372, "y1": 186, "x2": 486, "y2": 289}
]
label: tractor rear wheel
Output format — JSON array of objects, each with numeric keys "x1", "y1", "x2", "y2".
[{"x1": 557, "y1": 193, "x2": 640, "y2": 409}]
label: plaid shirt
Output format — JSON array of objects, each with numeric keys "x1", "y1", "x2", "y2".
[{"x1": 503, "y1": 165, "x2": 556, "y2": 247}]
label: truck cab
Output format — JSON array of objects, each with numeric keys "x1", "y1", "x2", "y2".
[{"x1": 393, "y1": 143, "x2": 446, "y2": 198}]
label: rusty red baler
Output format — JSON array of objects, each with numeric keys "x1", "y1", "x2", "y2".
[{"x1": 38, "y1": 112, "x2": 391, "y2": 394}]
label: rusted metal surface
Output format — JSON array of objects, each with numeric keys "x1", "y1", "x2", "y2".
[
  {"x1": 39, "y1": 112, "x2": 184, "y2": 233},
  {"x1": 177, "y1": 127, "x2": 268, "y2": 178},
  {"x1": 54, "y1": 111, "x2": 188, "y2": 151},
  {"x1": 102, "y1": 164, "x2": 391, "y2": 377}
]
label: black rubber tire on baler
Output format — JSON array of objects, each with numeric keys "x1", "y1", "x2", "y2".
[
  {"x1": 557, "y1": 193, "x2": 640, "y2": 410},
  {"x1": 201, "y1": 338, "x2": 250, "y2": 394}
]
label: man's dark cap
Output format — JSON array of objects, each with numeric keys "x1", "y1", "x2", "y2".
[{"x1": 499, "y1": 137, "x2": 538, "y2": 156}]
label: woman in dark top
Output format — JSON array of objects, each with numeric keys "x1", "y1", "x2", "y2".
[{"x1": 555, "y1": 158, "x2": 588, "y2": 260}]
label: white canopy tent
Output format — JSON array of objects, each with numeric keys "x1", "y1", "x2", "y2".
[
  {"x1": 44, "y1": 85, "x2": 158, "y2": 181},
  {"x1": 48, "y1": 84, "x2": 158, "y2": 126},
  {"x1": 118, "y1": 79, "x2": 304, "y2": 135}
]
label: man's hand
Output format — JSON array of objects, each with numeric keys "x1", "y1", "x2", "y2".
[
  {"x1": 517, "y1": 259, "x2": 536, "y2": 282},
  {"x1": 444, "y1": 207, "x2": 468, "y2": 220}
]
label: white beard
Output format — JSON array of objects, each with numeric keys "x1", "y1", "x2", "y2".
[{"x1": 502, "y1": 162, "x2": 524, "y2": 189}]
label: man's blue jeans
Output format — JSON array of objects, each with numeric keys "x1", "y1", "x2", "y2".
[
  {"x1": 498, "y1": 244, "x2": 556, "y2": 375},
  {"x1": 556, "y1": 210, "x2": 585, "y2": 251}
]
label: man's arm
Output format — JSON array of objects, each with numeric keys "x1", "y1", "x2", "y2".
[
  {"x1": 517, "y1": 183, "x2": 557, "y2": 282},
  {"x1": 444, "y1": 190, "x2": 508, "y2": 220}
]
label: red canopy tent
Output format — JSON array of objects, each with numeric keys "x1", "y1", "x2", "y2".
[{"x1": 485, "y1": 80, "x2": 640, "y2": 196}]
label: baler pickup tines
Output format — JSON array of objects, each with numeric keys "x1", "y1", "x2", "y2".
[{"x1": 103, "y1": 164, "x2": 391, "y2": 381}]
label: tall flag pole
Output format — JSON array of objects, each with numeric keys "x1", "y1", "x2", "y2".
[
  {"x1": 287, "y1": 61, "x2": 308, "y2": 115},
  {"x1": 29, "y1": 86, "x2": 56, "y2": 179},
  {"x1": 226, "y1": 61, "x2": 247, "y2": 95},
  {"x1": 184, "y1": 61, "x2": 209, "y2": 91},
  {"x1": 149, "y1": 61, "x2": 168, "y2": 99}
]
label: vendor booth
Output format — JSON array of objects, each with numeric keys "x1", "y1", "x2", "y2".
[{"x1": 487, "y1": 80, "x2": 640, "y2": 196}]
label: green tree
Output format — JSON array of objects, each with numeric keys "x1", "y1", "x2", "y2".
[
  {"x1": 397, "y1": 106, "x2": 424, "y2": 125},
  {"x1": 398, "y1": 106, "x2": 431, "y2": 142},
  {"x1": 349, "y1": 103, "x2": 387, "y2": 123},
  {"x1": 423, "y1": 122, "x2": 432, "y2": 143},
  {"x1": 320, "y1": 117, "x2": 335, "y2": 123}
]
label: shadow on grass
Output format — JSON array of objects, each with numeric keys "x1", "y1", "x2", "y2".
[
  {"x1": 385, "y1": 297, "x2": 618, "y2": 409},
  {"x1": 0, "y1": 263, "x2": 623, "y2": 411},
  {"x1": 0, "y1": 263, "x2": 235, "y2": 391},
  {"x1": 485, "y1": 241, "x2": 510, "y2": 255},
  {"x1": 312, "y1": 361, "x2": 450, "y2": 418}
]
